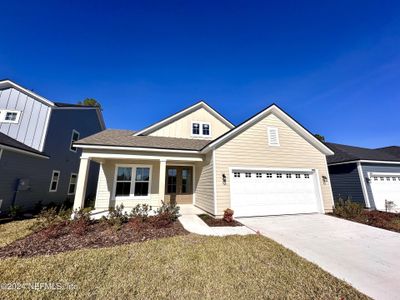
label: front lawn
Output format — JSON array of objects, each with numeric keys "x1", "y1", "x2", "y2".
[
  {"x1": 0, "y1": 234, "x2": 368, "y2": 299},
  {"x1": 0, "y1": 219, "x2": 36, "y2": 247}
]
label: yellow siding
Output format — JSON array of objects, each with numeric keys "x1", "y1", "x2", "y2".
[
  {"x1": 194, "y1": 152, "x2": 214, "y2": 214},
  {"x1": 94, "y1": 159, "x2": 161, "y2": 210},
  {"x1": 215, "y1": 113, "x2": 334, "y2": 216},
  {"x1": 149, "y1": 107, "x2": 230, "y2": 140}
]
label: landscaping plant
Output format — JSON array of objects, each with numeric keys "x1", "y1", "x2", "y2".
[
  {"x1": 107, "y1": 204, "x2": 129, "y2": 230},
  {"x1": 332, "y1": 197, "x2": 363, "y2": 219},
  {"x1": 223, "y1": 208, "x2": 234, "y2": 223}
]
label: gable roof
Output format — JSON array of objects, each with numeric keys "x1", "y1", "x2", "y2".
[
  {"x1": 201, "y1": 103, "x2": 334, "y2": 155},
  {"x1": 326, "y1": 143, "x2": 400, "y2": 165},
  {"x1": 0, "y1": 132, "x2": 49, "y2": 158},
  {"x1": 133, "y1": 101, "x2": 235, "y2": 136},
  {"x1": 376, "y1": 146, "x2": 400, "y2": 158},
  {"x1": 75, "y1": 129, "x2": 210, "y2": 151}
]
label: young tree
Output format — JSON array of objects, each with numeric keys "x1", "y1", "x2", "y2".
[
  {"x1": 78, "y1": 98, "x2": 102, "y2": 110},
  {"x1": 314, "y1": 134, "x2": 325, "y2": 142}
]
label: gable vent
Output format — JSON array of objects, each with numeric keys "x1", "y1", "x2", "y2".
[{"x1": 268, "y1": 127, "x2": 280, "y2": 146}]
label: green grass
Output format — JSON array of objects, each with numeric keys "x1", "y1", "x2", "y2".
[
  {"x1": 0, "y1": 233, "x2": 368, "y2": 299},
  {"x1": 0, "y1": 219, "x2": 36, "y2": 247}
]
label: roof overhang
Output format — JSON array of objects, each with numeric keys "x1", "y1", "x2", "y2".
[
  {"x1": 134, "y1": 101, "x2": 235, "y2": 136},
  {"x1": 74, "y1": 143, "x2": 202, "y2": 154},
  {"x1": 0, "y1": 144, "x2": 49, "y2": 159},
  {"x1": 0, "y1": 79, "x2": 55, "y2": 107},
  {"x1": 328, "y1": 159, "x2": 400, "y2": 166},
  {"x1": 201, "y1": 104, "x2": 334, "y2": 156}
]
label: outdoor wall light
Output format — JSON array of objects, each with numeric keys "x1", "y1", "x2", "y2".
[
  {"x1": 222, "y1": 174, "x2": 226, "y2": 185},
  {"x1": 322, "y1": 176, "x2": 328, "y2": 184}
]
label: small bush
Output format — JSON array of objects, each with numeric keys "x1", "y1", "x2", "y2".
[
  {"x1": 129, "y1": 204, "x2": 153, "y2": 221},
  {"x1": 107, "y1": 204, "x2": 128, "y2": 230},
  {"x1": 9, "y1": 205, "x2": 22, "y2": 219},
  {"x1": 149, "y1": 201, "x2": 181, "y2": 228},
  {"x1": 70, "y1": 208, "x2": 92, "y2": 235},
  {"x1": 30, "y1": 207, "x2": 62, "y2": 232},
  {"x1": 223, "y1": 208, "x2": 234, "y2": 223},
  {"x1": 333, "y1": 197, "x2": 363, "y2": 219}
]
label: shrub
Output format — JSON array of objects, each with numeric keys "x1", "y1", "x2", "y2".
[
  {"x1": 70, "y1": 208, "x2": 92, "y2": 235},
  {"x1": 223, "y1": 208, "x2": 234, "y2": 223},
  {"x1": 129, "y1": 204, "x2": 153, "y2": 221},
  {"x1": 31, "y1": 207, "x2": 66, "y2": 232},
  {"x1": 333, "y1": 197, "x2": 363, "y2": 219},
  {"x1": 107, "y1": 204, "x2": 128, "y2": 230},
  {"x1": 150, "y1": 201, "x2": 181, "y2": 228},
  {"x1": 9, "y1": 205, "x2": 22, "y2": 219}
]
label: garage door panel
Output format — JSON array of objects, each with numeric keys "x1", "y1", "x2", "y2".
[
  {"x1": 231, "y1": 170, "x2": 320, "y2": 217},
  {"x1": 370, "y1": 174, "x2": 400, "y2": 212}
]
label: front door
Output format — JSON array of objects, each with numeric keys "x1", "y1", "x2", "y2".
[{"x1": 165, "y1": 166, "x2": 193, "y2": 204}]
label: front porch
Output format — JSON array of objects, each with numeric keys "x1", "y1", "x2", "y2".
[{"x1": 73, "y1": 150, "x2": 205, "y2": 212}]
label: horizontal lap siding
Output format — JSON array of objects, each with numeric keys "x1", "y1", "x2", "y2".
[
  {"x1": 194, "y1": 152, "x2": 214, "y2": 214},
  {"x1": 215, "y1": 114, "x2": 334, "y2": 215},
  {"x1": 328, "y1": 163, "x2": 365, "y2": 205},
  {"x1": 94, "y1": 159, "x2": 160, "y2": 210},
  {"x1": 149, "y1": 107, "x2": 230, "y2": 140}
]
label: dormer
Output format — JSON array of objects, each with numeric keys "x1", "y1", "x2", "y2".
[{"x1": 134, "y1": 101, "x2": 234, "y2": 140}]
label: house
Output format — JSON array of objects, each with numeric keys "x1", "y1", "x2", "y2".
[
  {"x1": 0, "y1": 80, "x2": 105, "y2": 213},
  {"x1": 327, "y1": 143, "x2": 400, "y2": 212},
  {"x1": 73, "y1": 101, "x2": 334, "y2": 217}
]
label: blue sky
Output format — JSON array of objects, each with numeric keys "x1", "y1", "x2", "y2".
[{"x1": 1, "y1": 0, "x2": 399, "y2": 147}]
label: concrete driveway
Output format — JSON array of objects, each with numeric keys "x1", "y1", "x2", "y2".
[{"x1": 239, "y1": 214, "x2": 400, "y2": 300}]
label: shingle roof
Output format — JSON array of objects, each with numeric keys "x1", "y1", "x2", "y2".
[
  {"x1": 54, "y1": 102, "x2": 100, "y2": 108},
  {"x1": 326, "y1": 142, "x2": 400, "y2": 164},
  {"x1": 376, "y1": 146, "x2": 400, "y2": 158},
  {"x1": 0, "y1": 132, "x2": 48, "y2": 157},
  {"x1": 75, "y1": 129, "x2": 211, "y2": 151}
]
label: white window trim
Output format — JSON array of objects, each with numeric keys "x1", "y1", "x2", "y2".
[
  {"x1": 49, "y1": 170, "x2": 61, "y2": 192},
  {"x1": 0, "y1": 110, "x2": 21, "y2": 124},
  {"x1": 191, "y1": 121, "x2": 212, "y2": 138},
  {"x1": 67, "y1": 173, "x2": 78, "y2": 195},
  {"x1": 267, "y1": 126, "x2": 280, "y2": 146},
  {"x1": 70, "y1": 129, "x2": 80, "y2": 152},
  {"x1": 112, "y1": 164, "x2": 152, "y2": 200}
]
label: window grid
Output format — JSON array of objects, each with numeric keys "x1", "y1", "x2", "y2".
[
  {"x1": 276, "y1": 173, "x2": 282, "y2": 178},
  {"x1": 256, "y1": 173, "x2": 262, "y2": 178},
  {"x1": 245, "y1": 172, "x2": 251, "y2": 178},
  {"x1": 49, "y1": 171, "x2": 60, "y2": 192}
]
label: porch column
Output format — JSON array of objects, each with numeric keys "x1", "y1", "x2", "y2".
[
  {"x1": 159, "y1": 159, "x2": 167, "y2": 204},
  {"x1": 73, "y1": 157, "x2": 90, "y2": 210}
]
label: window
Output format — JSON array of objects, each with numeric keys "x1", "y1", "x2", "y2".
[
  {"x1": 115, "y1": 167, "x2": 132, "y2": 196},
  {"x1": 167, "y1": 168, "x2": 177, "y2": 193},
  {"x1": 295, "y1": 174, "x2": 301, "y2": 178},
  {"x1": 181, "y1": 168, "x2": 191, "y2": 193},
  {"x1": 386, "y1": 177, "x2": 391, "y2": 181},
  {"x1": 192, "y1": 123, "x2": 200, "y2": 135},
  {"x1": 276, "y1": 173, "x2": 282, "y2": 178},
  {"x1": 134, "y1": 167, "x2": 150, "y2": 196},
  {"x1": 256, "y1": 173, "x2": 262, "y2": 178},
  {"x1": 245, "y1": 172, "x2": 251, "y2": 178},
  {"x1": 234, "y1": 172, "x2": 240, "y2": 178},
  {"x1": 266, "y1": 173, "x2": 272, "y2": 178},
  {"x1": 304, "y1": 174, "x2": 310, "y2": 179},
  {"x1": 70, "y1": 130, "x2": 80, "y2": 152},
  {"x1": 392, "y1": 177, "x2": 396, "y2": 181},
  {"x1": 68, "y1": 173, "x2": 78, "y2": 195},
  {"x1": 373, "y1": 177, "x2": 378, "y2": 181},
  {"x1": 202, "y1": 124, "x2": 210, "y2": 136},
  {"x1": 286, "y1": 174, "x2": 292, "y2": 178},
  {"x1": 267, "y1": 127, "x2": 280, "y2": 146},
  {"x1": 49, "y1": 170, "x2": 60, "y2": 192},
  {"x1": 0, "y1": 110, "x2": 21, "y2": 124},
  {"x1": 380, "y1": 177, "x2": 384, "y2": 181},
  {"x1": 192, "y1": 122, "x2": 211, "y2": 137}
]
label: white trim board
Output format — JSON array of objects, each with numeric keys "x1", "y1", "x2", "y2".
[
  {"x1": 328, "y1": 160, "x2": 400, "y2": 166},
  {"x1": 0, "y1": 144, "x2": 49, "y2": 159},
  {"x1": 74, "y1": 144, "x2": 202, "y2": 154},
  {"x1": 357, "y1": 162, "x2": 371, "y2": 208},
  {"x1": 133, "y1": 101, "x2": 234, "y2": 136}
]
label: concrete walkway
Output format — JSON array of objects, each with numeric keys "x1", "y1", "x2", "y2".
[
  {"x1": 239, "y1": 214, "x2": 400, "y2": 300},
  {"x1": 178, "y1": 204, "x2": 254, "y2": 236}
]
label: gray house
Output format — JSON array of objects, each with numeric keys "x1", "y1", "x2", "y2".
[
  {"x1": 0, "y1": 80, "x2": 105, "y2": 213},
  {"x1": 327, "y1": 143, "x2": 400, "y2": 212}
]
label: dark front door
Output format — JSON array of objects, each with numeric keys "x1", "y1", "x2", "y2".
[{"x1": 165, "y1": 166, "x2": 193, "y2": 204}]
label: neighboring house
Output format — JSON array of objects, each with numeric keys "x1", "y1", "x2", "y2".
[
  {"x1": 73, "y1": 101, "x2": 334, "y2": 217},
  {"x1": 327, "y1": 143, "x2": 400, "y2": 212},
  {"x1": 0, "y1": 80, "x2": 105, "y2": 213}
]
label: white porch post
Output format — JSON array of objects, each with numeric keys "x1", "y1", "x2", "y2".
[
  {"x1": 73, "y1": 157, "x2": 90, "y2": 210},
  {"x1": 159, "y1": 159, "x2": 167, "y2": 204}
]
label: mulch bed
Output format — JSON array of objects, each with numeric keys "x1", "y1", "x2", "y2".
[
  {"x1": 198, "y1": 214, "x2": 243, "y2": 227},
  {"x1": 331, "y1": 210, "x2": 400, "y2": 233},
  {"x1": 0, "y1": 220, "x2": 188, "y2": 259}
]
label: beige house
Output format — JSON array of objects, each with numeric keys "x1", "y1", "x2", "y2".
[{"x1": 73, "y1": 101, "x2": 334, "y2": 217}]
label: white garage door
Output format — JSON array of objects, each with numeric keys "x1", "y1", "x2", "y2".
[
  {"x1": 230, "y1": 169, "x2": 321, "y2": 217},
  {"x1": 369, "y1": 173, "x2": 400, "y2": 213}
]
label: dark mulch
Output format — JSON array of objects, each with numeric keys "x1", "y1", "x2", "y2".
[
  {"x1": 198, "y1": 214, "x2": 243, "y2": 227},
  {"x1": 0, "y1": 219, "x2": 188, "y2": 259},
  {"x1": 331, "y1": 210, "x2": 400, "y2": 233}
]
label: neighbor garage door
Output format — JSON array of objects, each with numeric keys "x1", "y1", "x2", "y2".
[
  {"x1": 230, "y1": 169, "x2": 321, "y2": 217},
  {"x1": 369, "y1": 173, "x2": 400, "y2": 213}
]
